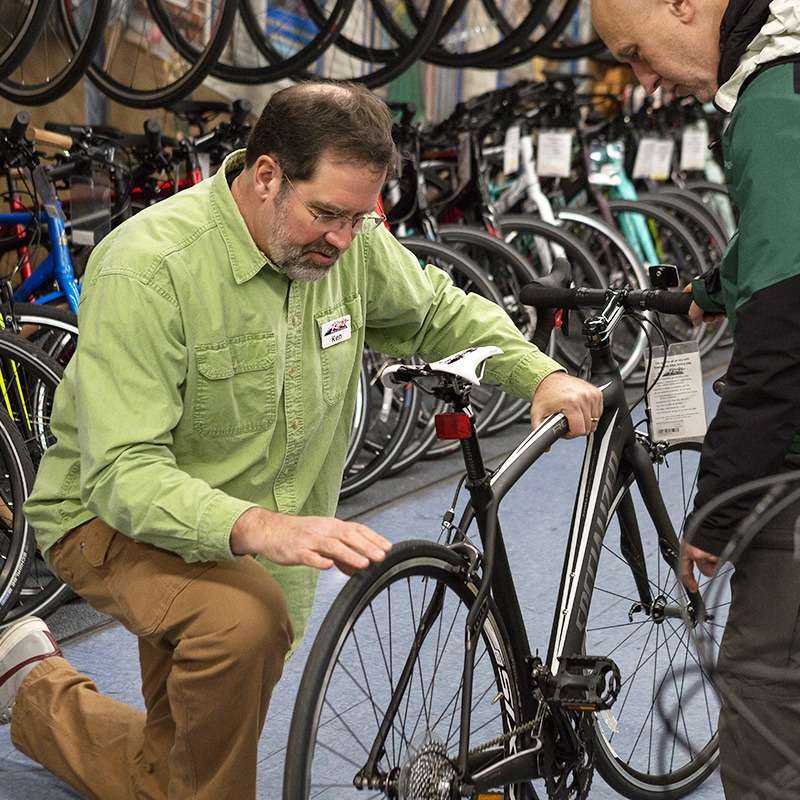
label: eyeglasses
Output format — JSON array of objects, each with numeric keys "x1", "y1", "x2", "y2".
[{"x1": 282, "y1": 173, "x2": 386, "y2": 235}]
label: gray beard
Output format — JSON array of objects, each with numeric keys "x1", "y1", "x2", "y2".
[{"x1": 268, "y1": 196, "x2": 340, "y2": 282}]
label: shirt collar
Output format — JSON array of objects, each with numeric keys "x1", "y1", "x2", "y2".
[{"x1": 209, "y1": 149, "x2": 282, "y2": 285}]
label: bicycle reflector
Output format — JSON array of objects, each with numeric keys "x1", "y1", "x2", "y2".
[{"x1": 434, "y1": 412, "x2": 472, "y2": 440}]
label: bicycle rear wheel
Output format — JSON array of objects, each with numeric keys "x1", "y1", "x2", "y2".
[
  {"x1": 283, "y1": 540, "x2": 528, "y2": 799},
  {"x1": 586, "y1": 441, "x2": 725, "y2": 798}
]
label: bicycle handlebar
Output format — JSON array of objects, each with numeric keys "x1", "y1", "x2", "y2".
[
  {"x1": 8, "y1": 111, "x2": 31, "y2": 144},
  {"x1": 25, "y1": 126, "x2": 73, "y2": 150},
  {"x1": 144, "y1": 118, "x2": 162, "y2": 155},
  {"x1": 520, "y1": 285, "x2": 693, "y2": 316},
  {"x1": 231, "y1": 98, "x2": 252, "y2": 127}
]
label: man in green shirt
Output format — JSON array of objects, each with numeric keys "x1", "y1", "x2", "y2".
[{"x1": 0, "y1": 82, "x2": 601, "y2": 799}]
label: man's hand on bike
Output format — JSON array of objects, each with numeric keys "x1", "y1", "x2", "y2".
[
  {"x1": 230, "y1": 507, "x2": 392, "y2": 575},
  {"x1": 679, "y1": 541, "x2": 720, "y2": 593},
  {"x1": 531, "y1": 371, "x2": 603, "y2": 438},
  {"x1": 682, "y1": 283, "x2": 726, "y2": 326}
]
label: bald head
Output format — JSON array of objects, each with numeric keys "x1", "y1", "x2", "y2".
[{"x1": 591, "y1": 0, "x2": 726, "y2": 101}]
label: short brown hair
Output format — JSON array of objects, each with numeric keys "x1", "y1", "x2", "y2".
[{"x1": 245, "y1": 81, "x2": 398, "y2": 180}]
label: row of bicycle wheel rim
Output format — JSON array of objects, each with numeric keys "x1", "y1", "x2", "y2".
[{"x1": 0, "y1": 0, "x2": 606, "y2": 108}]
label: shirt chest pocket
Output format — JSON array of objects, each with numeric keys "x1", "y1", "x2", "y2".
[
  {"x1": 193, "y1": 333, "x2": 277, "y2": 437},
  {"x1": 315, "y1": 296, "x2": 364, "y2": 406}
]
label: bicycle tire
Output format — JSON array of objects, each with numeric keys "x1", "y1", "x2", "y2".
[
  {"x1": 0, "y1": 0, "x2": 52, "y2": 81},
  {"x1": 345, "y1": 0, "x2": 550, "y2": 69},
  {"x1": 339, "y1": 349, "x2": 421, "y2": 499},
  {"x1": 649, "y1": 188, "x2": 730, "y2": 245},
  {"x1": 10, "y1": 302, "x2": 78, "y2": 368},
  {"x1": 283, "y1": 539, "x2": 528, "y2": 800},
  {"x1": 497, "y1": 215, "x2": 611, "y2": 376},
  {"x1": 288, "y1": 0, "x2": 447, "y2": 89},
  {"x1": 0, "y1": 330, "x2": 67, "y2": 625},
  {"x1": 480, "y1": 0, "x2": 582, "y2": 70},
  {"x1": 170, "y1": 0, "x2": 354, "y2": 86},
  {"x1": 0, "y1": 406, "x2": 37, "y2": 622},
  {"x1": 0, "y1": 0, "x2": 110, "y2": 106},
  {"x1": 555, "y1": 209, "x2": 650, "y2": 382},
  {"x1": 605, "y1": 200, "x2": 718, "y2": 360},
  {"x1": 343, "y1": 362, "x2": 370, "y2": 477},
  {"x1": 392, "y1": 238, "x2": 506, "y2": 465},
  {"x1": 437, "y1": 225, "x2": 541, "y2": 435},
  {"x1": 83, "y1": 0, "x2": 237, "y2": 108},
  {"x1": 587, "y1": 441, "x2": 723, "y2": 798}
]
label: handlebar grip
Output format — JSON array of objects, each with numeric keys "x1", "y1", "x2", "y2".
[
  {"x1": 642, "y1": 290, "x2": 693, "y2": 316},
  {"x1": 520, "y1": 285, "x2": 585, "y2": 308},
  {"x1": 26, "y1": 126, "x2": 73, "y2": 150},
  {"x1": 8, "y1": 111, "x2": 31, "y2": 143},
  {"x1": 231, "y1": 99, "x2": 252, "y2": 126},
  {"x1": 46, "y1": 161, "x2": 79, "y2": 182},
  {"x1": 144, "y1": 118, "x2": 162, "y2": 154}
]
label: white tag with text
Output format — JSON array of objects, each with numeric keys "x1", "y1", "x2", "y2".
[
  {"x1": 198, "y1": 152, "x2": 212, "y2": 179},
  {"x1": 648, "y1": 340, "x2": 706, "y2": 443},
  {"x1": 320, "y1": 314, "x2": 352, "y2": 349},
  {"x1": 536, "y1": 130, "x2": 574, "y2": 178},
  {"x1": 681, "y1": 126, "x2": 709, "y2": 172},
  {"x1": 651, "y1": 139, "x2": 675, "y2": 181},
  {"x1": 503, "y1": 123, "x2": 521, "y2": 175}
]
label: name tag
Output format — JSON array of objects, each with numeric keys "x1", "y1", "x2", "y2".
[{"x1": 320, "y1": 314, "x2": 352, "y2": 349}]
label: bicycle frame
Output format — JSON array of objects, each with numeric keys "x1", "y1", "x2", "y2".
[{"x1": 362, "y1": 329, "x2": 695, "y2": 793}]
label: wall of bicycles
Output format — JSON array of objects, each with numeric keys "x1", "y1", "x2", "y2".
[{"x1": 0, "y1": 0, "x2": 737, "y2": 630}]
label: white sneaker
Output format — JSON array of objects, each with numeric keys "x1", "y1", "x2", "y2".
[{"x1": 0, "y1": 617, "x2": 61, "y2": 724}]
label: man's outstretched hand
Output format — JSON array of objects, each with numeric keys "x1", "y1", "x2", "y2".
[{"x1": 231, "y1": 507, "x2": 392, "y2": 575}]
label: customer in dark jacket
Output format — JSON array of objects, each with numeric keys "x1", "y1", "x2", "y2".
[{"x1": 591, "y1": 0, "x2": 800, "y2": 797}]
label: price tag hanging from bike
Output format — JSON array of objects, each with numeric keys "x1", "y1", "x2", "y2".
[{"x1": 648, "y1": 340, "x2": 707, "y2": 443}]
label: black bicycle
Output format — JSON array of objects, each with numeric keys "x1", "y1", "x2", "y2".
[{"x1": 284, "y1": 272, "x2": 727, "y2": 799}]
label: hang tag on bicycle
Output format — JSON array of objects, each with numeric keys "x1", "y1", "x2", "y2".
[
  {"x1": 634, "y1": 138, "x2": 674, "y2": 181},
  {"x1": 536, "y1": 130, "x2": 574, "y2": 178},
  {"x1": 647, "y1": 340, "x2": 706, "y2": 443},
  {"x1": 680, "y1": 125, "x2": 709, "y2": 172},
  {"x1": 69, "y1": 170, "x2": 111, "y2": 247},
  {"x1": 503, "y1": 123, "x2": 521, "y2": 175},
  {"x1": 198, "y1": 152, "x2": 212, "y2": 180}
]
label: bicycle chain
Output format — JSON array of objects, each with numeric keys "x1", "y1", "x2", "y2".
[{"x1": 467, "y1": 717, "x2": 540, "y2": 757}]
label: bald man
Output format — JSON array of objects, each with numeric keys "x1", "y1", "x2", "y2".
[{"x1": 593, "y1": 2, "x2": 800, "y2": 798}]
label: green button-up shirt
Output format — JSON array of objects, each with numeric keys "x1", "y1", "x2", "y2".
[{"x1": 24, "y1": 150, "x2": 563, "y2": 643}]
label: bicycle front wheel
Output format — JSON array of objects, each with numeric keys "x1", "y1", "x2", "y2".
[
  {"x1": 284, "y1": 540, "x2": 527, "y2": 799},
  {"x1": 586, "y1": 441, "x2": 726, "y2": 798}
]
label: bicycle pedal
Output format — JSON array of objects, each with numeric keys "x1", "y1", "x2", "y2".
[{"x1": 545, "y1": 655, "x2": 621, "y2": 712}]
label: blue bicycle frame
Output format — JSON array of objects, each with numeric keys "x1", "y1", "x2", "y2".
[{"x1": 2, "y1": 168, "x2": 81, "y2": 314}]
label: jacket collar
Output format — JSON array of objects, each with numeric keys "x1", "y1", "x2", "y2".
[{"x1": 716, "y1": 0, "x2": 800, "y2": 111}]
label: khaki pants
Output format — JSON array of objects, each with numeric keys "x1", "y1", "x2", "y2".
[{"x1": 11, "y1": 518, "x2": 293, "y2": 800}]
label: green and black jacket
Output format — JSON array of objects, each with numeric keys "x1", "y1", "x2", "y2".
[{"x1": 689, "y1": 0, "x2": 800, "y2": 554}]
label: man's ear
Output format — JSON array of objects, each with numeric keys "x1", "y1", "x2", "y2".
[
  {"x1": 666, "y1": 0, "x2": 696, "y2": 24},
  {"x1": 252, "y1": 155, "x2": 281, "y2": 201}
]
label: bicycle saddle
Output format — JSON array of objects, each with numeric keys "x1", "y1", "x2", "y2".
[{"x1": 381, "y1": 346, "x2": 503, "y2": 388}]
